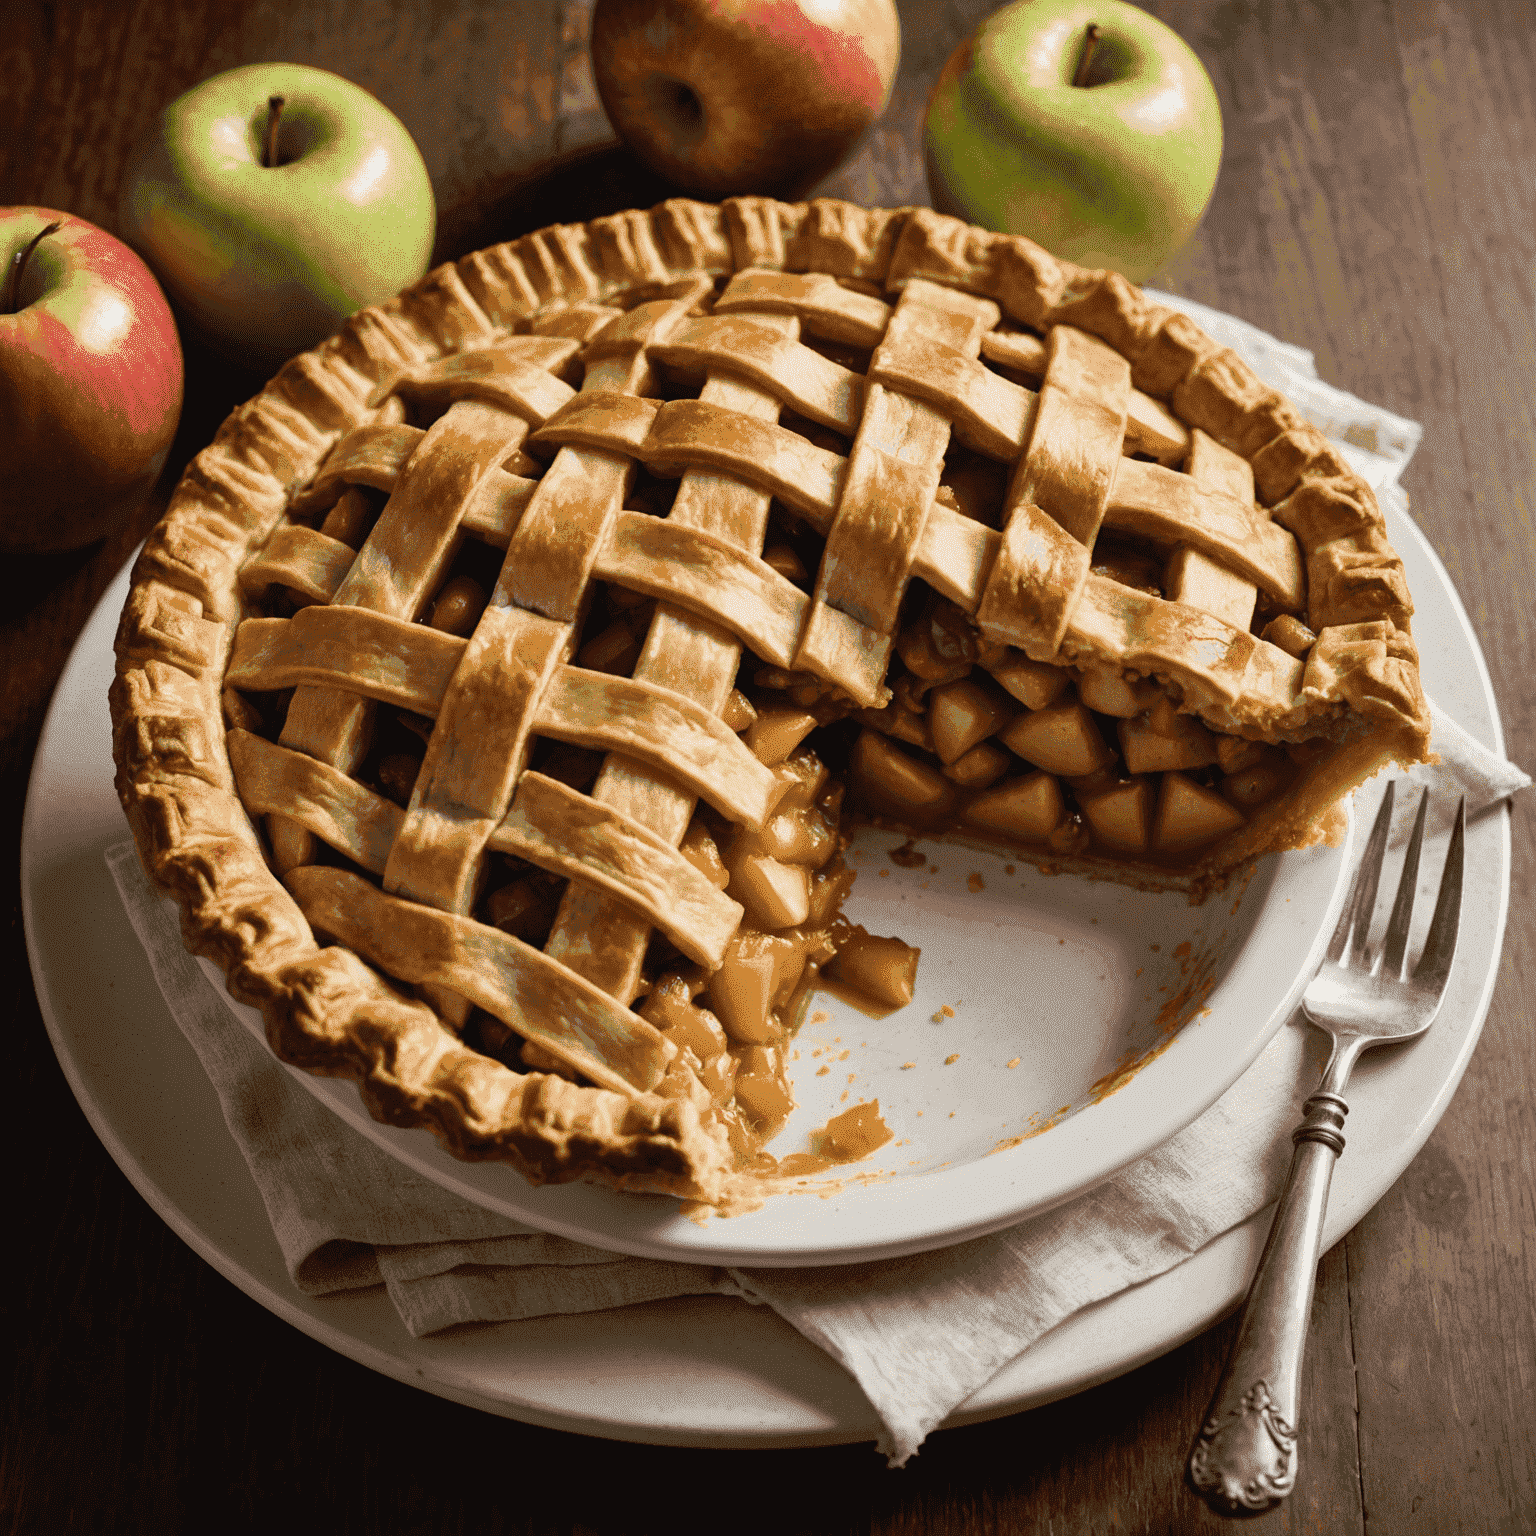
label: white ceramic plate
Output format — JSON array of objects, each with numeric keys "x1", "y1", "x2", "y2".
[
  {"x1": 130, "y1": 554, "x2": 1351, "y2": 1268},
  {"x1": 26, "y1": 501, "x2": 1509, "y2": 1442},
  {"x1": 204, "y1": 819, "x2": 1348, "y2": 1266}
]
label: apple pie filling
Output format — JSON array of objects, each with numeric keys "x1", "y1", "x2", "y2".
[{"x1": 826, "y1": 589, "x2": 1310, "y2": 868}]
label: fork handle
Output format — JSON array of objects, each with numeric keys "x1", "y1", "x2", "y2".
[{"x1": 1187, "y1": 1076, "x2": 1357, "y2": 1515}]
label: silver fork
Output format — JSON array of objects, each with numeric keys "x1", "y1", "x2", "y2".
[{"x1": 1188, "y1": 781, "x2": 1466, "y2": 1516}]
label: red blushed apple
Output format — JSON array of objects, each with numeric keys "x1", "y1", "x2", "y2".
[
  {"x1": 0, "y1": 209, "x2": 183, "y2": 555},
  {"x1": 590, "y1": 0, "x2": 901, "y2": 198}
]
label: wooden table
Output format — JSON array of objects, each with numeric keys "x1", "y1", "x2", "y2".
[{"x1": 6, "y1": 2, "x2": 1532, "y2": 1530}]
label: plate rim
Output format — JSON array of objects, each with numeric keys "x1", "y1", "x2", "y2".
[{"x1": 25, "y1": 494, "x2": 1511, "y2": 1444}]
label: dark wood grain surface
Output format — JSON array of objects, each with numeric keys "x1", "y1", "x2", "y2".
[{"x1": 5, "y1": 2, "x2": 1532, "y2": 1531}]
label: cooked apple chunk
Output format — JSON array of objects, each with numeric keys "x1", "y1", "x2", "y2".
[
  {"x1": 807, "y1": 862, "x2": 856, "y2": 926},
  {"x1": 771, "y1": 746, "x2": 831, "y2": 808},
  {"x1": 1216, "y1": 734, "x2": 1268, "y2": 774},
  {"x1": 709, "y1": 946, "x2": 779, "y2": 1044},
  {"x1": 999, "y1": 700, "x2": 1117, "y2": 777},
  {"x1": 733, "y1": 1051, "x2": 794, "y2": 1136},
  {"x1": 928, "y1": 677, "x2": 1012, "y2": 763},
  {"x1": 736, "y1": 1042, "x2": 786, "y2": 1080},
  {"x1": 697, "y1": 1050, "x2": 739, "y2": 1105},
  {"x1": 824, "y1": 927, "x2": 919, "y2": 1009},
  {"x1": 1076, "y1": 665, "x2": 1158, "y2": 719},
  {"x1": 722, "y1": 688, "x2": 758, "y2": 732},
  {"x1": 1221, "y1": 762, "x2": 1287, "y2": 810},
  {"x1": 964, "y1": 771, "x2": 1066, "y2": 841},
  {"x1": 856, "y1": 699, "x2": 934, "y2": 752},
  {"x1": 641, "y1": 974, "x2": 730, "y2": 1063},
  {"x1": 734, "y1": 1069, "x2": 794, "y2": 1133},
  {"x1": 851, "y1": 729, "x2": 957, "y2": 819},
  {"x1": 728, "y1": 851, "x2": 811, "y2": 930},
  {"x1": 1080, "y1": 778, "x2": 1155, "y2": 851},
  {"x1": 1155, "y1": 772, "x2": 1247, "y2": 849},
  {"x1": 985, "y1": 649, "x2": 1072, "y2": 710},
  {"x1": 942, "y1": 739, "x2": 1012, "y2": 788},
  {"x1": 678, "y1": 819, "x2": 730, "y2": 889},
  {"x1": 761, "y1": 543, "x2": 808, "y2": 584},
  {"x1": 733, "y1": 806, "x2": 837, "y2": 869},
  {"x1": 708, "y1": 933, "x2": 810, "y2": 1043},
  {"x1": 745, "y1": 705, "x2": 819, "y2": 765},
  {"x1": 576, "y1": 618, "x2": 641, "y2": 674},
  {"x1": 1144, "y1": 695, "x2": 1188, "y2": 738},
  {"x1": 485, "y1": 876, "x2": 559, "y2": 945},
  {"x1": 1118, "y1": 713, "x2": 1219, "y2": 775}
]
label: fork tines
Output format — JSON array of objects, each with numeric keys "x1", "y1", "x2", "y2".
[
  {"x1": 1326, "y1": 782, "x2": 1467, "y2": 981},
  {"x1": 1414, "y1": 795, "x2": 1466, "y2": 987}
]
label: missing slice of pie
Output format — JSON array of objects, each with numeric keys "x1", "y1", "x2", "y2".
[{"x1": 111, "y1": 199, "x2": 1430, "y2": 1206}]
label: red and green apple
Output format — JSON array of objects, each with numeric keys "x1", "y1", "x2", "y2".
[
  {"x1": 0, "y1": 209, "x2": 183, "y2": 555},
  {"x1": 118, "y1": 63, "x2": 435, "y2": 373},
  {"x1": 591, "y1": 0, "x2": 901, "y2": 199},
  {"x1": 924, "y1": 0, "x2": 1223, "y2": 281}
]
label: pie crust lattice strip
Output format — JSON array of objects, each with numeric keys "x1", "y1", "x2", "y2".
[{"x1": 112, "y1": 200, "x2": 1431, "y2": 1205}]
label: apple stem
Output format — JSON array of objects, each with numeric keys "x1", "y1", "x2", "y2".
[
  {"x1": 263, "y1": 95, "x2": 286, "y2": 168},
  {"x1": 1072, "y1": 23, "x2": 1102, "y2": 88},
  {"x1": 1, "y1": 220, "x2": 62, "y2": 315}
]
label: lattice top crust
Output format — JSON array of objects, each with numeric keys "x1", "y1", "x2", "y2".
[{"x1": 112, "y1": 200, "x2": 1430, "y2": 1203}]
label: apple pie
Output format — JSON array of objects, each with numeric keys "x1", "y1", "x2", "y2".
[{"x1": 112, "y1": 198, "x2": 1430, "y2": 1204}]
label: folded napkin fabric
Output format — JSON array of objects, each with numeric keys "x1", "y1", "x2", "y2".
[
  {"x1": 1414, "y1": 702, "x2": 1528, "y2": 829},
  {"x1": 102, "y1": 299, "x2": 1529, "y2": 1464}
]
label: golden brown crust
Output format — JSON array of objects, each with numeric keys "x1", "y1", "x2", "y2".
[
  {"x1": 883, "y1": 209, "x2": 1428, "y2": 740},
  {"x1": 112, "y1": 197, "x2": 1431, "y2": 1203}
]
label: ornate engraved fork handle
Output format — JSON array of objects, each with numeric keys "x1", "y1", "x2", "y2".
[{"x1": 1188, "y1": 1040, "x2": 1364, "y2": 1515}]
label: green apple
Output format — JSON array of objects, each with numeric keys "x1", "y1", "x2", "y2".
[
  {"x1": 118, "y1": 63, "x2": 435, "y2": 372},
  {"x1": 924, "y1": 0, "x2": 1222, "y2": 281}
]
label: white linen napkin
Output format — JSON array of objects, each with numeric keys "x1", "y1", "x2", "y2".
[{"x1": 104, "y1": 304, "x2": 1529, "y2": 1465}]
